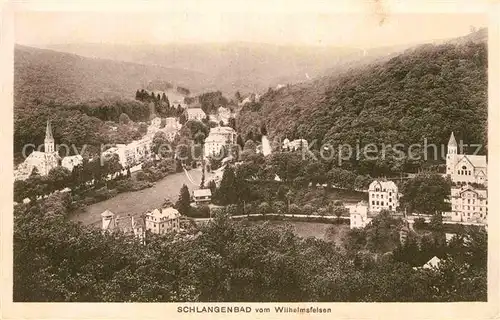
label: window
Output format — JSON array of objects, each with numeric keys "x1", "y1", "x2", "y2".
[
  {"x1": 468, "y1": 199, "x2": 470, "y2": 204},
  {"x1": 381, "y1": 202, "x2": 384, "y2": 206},
  {"x1": 462, "y1": 165, "x2": 467, "y2": 170},
  {"x1": 376, "y1": 201, "x2": 379, "y2": 205},
  {"x1": 389, "y1": 192, "x2": 392, "y2": 196},
  {"x1": 389, "y1": 198, "x2": 392, "y2": 202},
  {"x1": 372, "y1": 201, "x2": 375, "y2": 205}
]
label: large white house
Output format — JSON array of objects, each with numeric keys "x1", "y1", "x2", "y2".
[
  {"x1": 349, "y1": 201, "x2": 371, "y2": 229},
  {"x1": 446, "y1": 132, "x2": 487, "y2": 185},
  {"x1": 185, "y1": 108, "x2": 206, "y2": 122},
  {"x1": 449, "y1": 184, "x2": 488, "y2": 223},
  {"x1": 204, "y1": 126, "x2": 237, "y2": 158},
  {"x1": 368, "y1": 180, "x2": 400, "y2": 213},
  {"x1": 216, "y1": 106, "x2": 232, "y2": 125},
  {"x1": 145, "y1": 207, "x2": 181, "y2": 234}
]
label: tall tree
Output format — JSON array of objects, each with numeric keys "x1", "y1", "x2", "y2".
[
  {"x1": 400, "y1": 173, "x2": 452, "y2": 215},
  {"x1": 175, "y1": 184, "x2": 191, "y2": 215},
  {"x1": 216, "y1": 166, "x2": 237, "y2": 205}
]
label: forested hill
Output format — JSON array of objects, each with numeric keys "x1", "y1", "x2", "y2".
[
  {"x1": 237, "y1": 40, "x2": 487, "y2": 156},
  {"x1": 14, "y1": 45, "x2": 205, "y2": 106}
]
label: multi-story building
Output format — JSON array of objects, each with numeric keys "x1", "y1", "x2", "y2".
[
  {"x1": 145, "y1": 207, "x2": 181, "y2": 234},
  {"x1": 349, "y1": 201, "x2": 371, "y2": 229},
  {"x1": 450, "y1": 184, "x2": 488, "y2": 223},
  {"x1": 101, "y1": 210, "x2": 145, "y2": 242},
  {"x1": 217, "y1": 106, "x2": 232, "y2": 125},
  {"x1": 204, "y1": 126, "x2": 237, "y2": 158},
  {"x1": 116, "y1": 136, "x2": 153, "y2": 168},
  {"x1": 368, "y1": 180, "x2": 399, "y2": 213},
  {"x1": 446, "y1": 132, "x2": 487, "y2": 185},
  {"x1": 185, "y1": 108, "x2": 206, "y2": 122}
]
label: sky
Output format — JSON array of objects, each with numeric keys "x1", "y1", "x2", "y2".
[{"x1": 13, "y1": 0, "x2": 489, "y2": 48}]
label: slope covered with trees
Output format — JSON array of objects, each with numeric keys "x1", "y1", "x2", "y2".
[
  {"x1": 237, "y1": 41, "x2": 487, "y2": 175},
  {"x1": 14, "y1": 45, "x2": 205, "y2": 105}
]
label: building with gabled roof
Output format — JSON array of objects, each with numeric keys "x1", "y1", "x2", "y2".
[
  {"x1": 193, "y1": 189, "x2": 212, "y2": 206},
  {"x1": 145, "y1": 207, "x2": 181, "y2": 234},
  {"x1": 450, "y1": 184, "x2": 487, "y2": 223},
  {"x1": 368, "y1": 180, "x2": 400, "y2": 213},
  {"x1": 185, "y1": 108, "x2": 206, "y2": 122},
  {"x1": 15, "y1": 121, "x2": 61, "y2": 180},
  {"x1": 446, "y1": 132, "x2": 487, "y2": 185},
  {"x1": 101, "y1": 210, "x2": 145, "y2": 242}
]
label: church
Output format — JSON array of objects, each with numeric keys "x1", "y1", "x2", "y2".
[
  {"x1": 446, "y1": 132, "x2": 487, "y2": 185},
  {"x1": 15, "y1": 121, "x2": 83, "y2": 180}
]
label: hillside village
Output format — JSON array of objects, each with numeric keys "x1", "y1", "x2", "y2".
[{"x1": 13, "y1": 28, "x2": 489, "y2": 303}]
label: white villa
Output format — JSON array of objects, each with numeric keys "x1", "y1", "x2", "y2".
[
  {"x1": 61, "y1": 155, "x2": 83, "y2": 172},
  {"x1": 204, "y1": 126, "x2": 237, "y2": 158},
  {"x1": 368, "y1": 180, "x2": 399, "y2": 213},
  {"x1": 449, "y1": 184, "x2": 488, "y2": 223},
  {"x1": 446, "y1": 132, "x2": 487, "y2": 185},
  {"x1": 349, "y1": 201, "x2": 372, "y2": 229},
  {"x1": 115, "y1": 136, "x2": 153, "y2": 168},
  {"x1": 216, "y1": 106, "x2": 232, "y2": 125},
  {"x1": 145, "y1": 207, "x2": 181, "y2": 234},
  {"x1": 185, "y1": 108, "x2": 206, "y2": 122}
]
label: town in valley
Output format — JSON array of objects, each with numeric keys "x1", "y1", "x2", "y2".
[{"x1": 12, "y1": 9, "x2": 488, "y2": 303}]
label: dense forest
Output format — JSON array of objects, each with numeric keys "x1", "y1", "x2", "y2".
[
  {"x1": 14, "y1": 192, "x2": 486, "y2": 302},
  {"x1": 14, "y1": 45, "x2": 203, "y2": 105},
  {"x1": 237, "y1": 41, "x2": 487, "y2": 175}
]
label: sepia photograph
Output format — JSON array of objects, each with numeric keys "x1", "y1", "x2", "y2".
[{"x1": 2, "y1": 0, "x2": 499, "y2": 318}]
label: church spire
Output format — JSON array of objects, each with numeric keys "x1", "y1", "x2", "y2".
[
  {"x1": 448, "y1": 132, "x2": 457, "y2": 147},
  {"x1": 45, "y1": 120, "x2": 54, "y2": 140},
  {"x1": 44, "y1": 120, "x2": 55, "y2": 153}
]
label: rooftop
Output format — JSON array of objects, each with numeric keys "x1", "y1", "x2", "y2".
[
  {"x1": 147, "y1": 207, "x2": 181, "y2": 220},
  {"x1": 194, "y1": 189, "x2": 212, "y2": 197}
]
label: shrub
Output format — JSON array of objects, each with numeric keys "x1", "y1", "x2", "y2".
[
  {"x1": 115, "y1": 179, "x2": 153, "y2": 192},
  {"x1": 198, "y1": 205, "x2": 211, "y2": 218},
  {"x1": 186, "y1": 206, "x2": 210, "y2": 218},
  {"x1": 413, "y1": 217, "x2": 426, "y2": 230},
  {"x1": 273, "y1": 201, "x2": 286, "y2": 215},
  {"x1": 302, "y1": 204, "x2": 314, "y2": 216},
  {"x1": 226, "y1": 204, "x2": 239, "y2": 216},
  {"x1": 333, "y1": 200, "x2": 344, "y2": 206},
  {"x1": 289, "y1": 203, "x2": 301, "y2": 215},
  {"x1": 135, "y1": 171, "x2": 148, "y2": 181},
  {"x1": 317, "y1": 207, "x2": 328, "y2": 217},
  {"x1": 244, "y1": 202, "x2": 256, "y2": 215},
  {"x1": 258, "y1": 202, "x2": 272, "y2": 215}
]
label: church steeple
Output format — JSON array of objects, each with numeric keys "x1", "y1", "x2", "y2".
[
  {"x1": 446, "y1": 132, "x2": 458, "y2": 176},
  {"x1": 44, "y1": 120, "x2": 55, "y2": 153},
  {"x1": 448, "y1": 132, "x2": 457, "y2": 147},
  {"x1": 448, "y1": 132, "x2": 457, "y2": 155}
]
